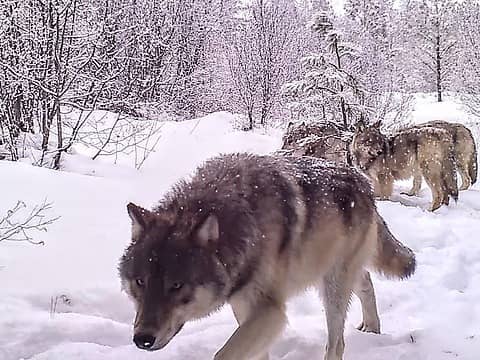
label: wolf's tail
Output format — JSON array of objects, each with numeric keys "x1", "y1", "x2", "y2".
[
  {"x1": 373, "y1": 215, "x2": 416, "y2": 279},
  {"x1": 442, "y1": 145, "x2": 459, "y2": 202},
  {"x1": 469, "y1": 137, "x2": 478, "y2": 185}
]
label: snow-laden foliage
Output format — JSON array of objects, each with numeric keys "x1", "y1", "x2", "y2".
[
  {"x1": 282, "y1": 1, "x2": 426, "y2": 129},
  {"x1": 400, "y1": 0, "x2": 459, "y2": 102},
  {"x1": 456, "y1": 0, "x2": 480, "y2": 117},
  {"x1": 220, "y1": 0, "x2": 305, "y2": 129},
  {"x1": 1, "y1": 0, "x2": 480, "y2": 167},
  {"x1": 283, "y1": 9, "x2": 368, "y2": 129}
]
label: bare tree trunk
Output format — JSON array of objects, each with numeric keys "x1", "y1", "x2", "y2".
[
  {"x1": 434, "y1": 0, "x2": 443, "y2": 103},
  {"x1": 333, "y1": 40, "x2": 352, "y2": 165},
  {"x1": 436, "y1": 33, "x2": 442, "y2": 102},
  {"x1": 40, "y1": 1, "x2": 56, "y2": 167},
  {"x1": 40, "y1": 100, "x2": 51, "y2": 166},
  {"x1": 12, "y1": 86, "x2": 23, "y2": 130},
  {"x1": 53, "y1": 100, "x2": 62, "y2": 169},
  {"x1": 334, "y1": 39, "x2": 349, "y2": 130},
  {"x1": 248, "y1": 110, "x2": 254, "y2": 130}
]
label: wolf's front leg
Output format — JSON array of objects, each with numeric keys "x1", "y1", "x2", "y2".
[
  {"x1": 322, "y1": 270, "x2": 353, "y2": 360},
  {"x1": 214, "y1": 298, "x2": 287, "y2": 360},
  {"x1": 375, "y1": 173, "x2": 394, "y2": 200}
]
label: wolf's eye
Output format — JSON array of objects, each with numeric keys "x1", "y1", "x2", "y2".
[
  {"x1": 170, "y1": 282, "x2": 183, "y2": 292},
  {"x1": 135, "y1": 279, "x2": 145, "y2": 287}
]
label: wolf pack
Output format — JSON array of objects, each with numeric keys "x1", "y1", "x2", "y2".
[{"x1": 119, "y1": 119, "x2": 477, "y2": 359}]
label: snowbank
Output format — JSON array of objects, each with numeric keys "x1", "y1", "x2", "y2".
[{"x1": 411, "y1": 94, "x2": 471, "y2": 124}]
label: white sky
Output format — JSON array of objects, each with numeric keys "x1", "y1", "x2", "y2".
[{"x1": 331, "y1": 0, "x2": 345, "y2": 13}]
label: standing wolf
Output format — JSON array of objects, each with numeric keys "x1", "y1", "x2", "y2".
[
  {"x1": 408, "y1": 121, "x2": 477, "y2": 191},
  {"x1": 119, "y1": 153, "x2": 415, "y2": 360},
  {"x1": 351, "y1": 121, "x2": 458, "y2": 211}
]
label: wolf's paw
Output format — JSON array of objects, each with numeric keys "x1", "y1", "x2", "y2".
[{"x1": 357, "y1": 322, "x2": 380, "y2": 334}]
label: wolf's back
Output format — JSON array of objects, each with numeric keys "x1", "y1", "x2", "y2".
[{"x1": 373, "y1": 215, "x2": 416, "y2": 279}]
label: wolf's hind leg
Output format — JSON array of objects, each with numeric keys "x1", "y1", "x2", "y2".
[
  {"x1": 321, "y1": 269, "x2": 354, "y2": 360},
  {"x1": 353, "y1": 270, "x2": 380, "y2": 334},
  {"x1": 215, "y1": 297, "x2": 286, "y2": 360},
  {"x1": 423, "y1": 173, "x2": 443, "y2": 211},
  {"x1": 458, "y1": 165, "x2": 471, "y2": 191}
]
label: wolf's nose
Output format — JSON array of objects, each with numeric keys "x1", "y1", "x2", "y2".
[{"x1": 133, "y1": 333, "x2": 156, "y2": 350}]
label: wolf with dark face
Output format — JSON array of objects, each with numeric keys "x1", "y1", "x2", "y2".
[
  {"x1": 351, "y1": 121, "x2": 458, "y2": 211},
  {"x1": 408, "y1": 120, "x2": 477, "y2": 191},
  {"x1": 119, "y1": 153, "x2": 415, "y2": 360}
]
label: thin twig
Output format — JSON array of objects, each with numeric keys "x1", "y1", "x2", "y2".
[{"x1": 0, "y1": 200, "x2": 60, "y2": 245}]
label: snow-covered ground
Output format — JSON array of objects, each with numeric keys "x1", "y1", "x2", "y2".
[{"x1": 1, "y1": 98, "x2": 480, "y2": 359}]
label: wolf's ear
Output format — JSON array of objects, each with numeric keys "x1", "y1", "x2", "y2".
[
  {"x1": 195, "y1": 214, "x2": 219, "y2": 247},
  {"x1": 372, "y1": 119, "x2": 382, "y2": 129},
  {"x1": 287, "y1": 121, "x2": 294, "y2": 129},
  {"x1": 127, "y1": 202, "x2": 151, "y2": 239},
  {"x1": 355, "y1": 120, "x2": 366, "y2": 132}
]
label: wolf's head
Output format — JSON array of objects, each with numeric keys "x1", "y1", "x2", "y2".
[
  {"x1": 119, "y1": 203, "x2": 229, "y2": 351},
  {"x1": 351, "y1": 120, "x2": 387, "y2": 171},
  {"x1": 282, "y1": 121, "x2": 307, "y2": 151}
]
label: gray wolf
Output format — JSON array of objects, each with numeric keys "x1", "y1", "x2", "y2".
[
  {"x1": 408, "y1": 120, "x2": 477, "y2": 191},
  {"x1": 281, "y1": 121, "x2": 351, "y2": 164},
  {"x1": 119, "y1": 153, "x2": 415, "y2": 360},
  {"x1": 351, "y1": 121, "x2": 458, "y2": 211}
]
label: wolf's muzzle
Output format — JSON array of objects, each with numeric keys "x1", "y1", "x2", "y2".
[{"x1": 133, "y1": 333, "x2": 156, "y2": 350}]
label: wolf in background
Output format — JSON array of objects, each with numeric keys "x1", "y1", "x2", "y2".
[
  {"x1": 281, "y1": 121, "x2": 351, "y2": 164},
  {"x1": 351, "y1": 121, "x2": 458, "y2": 211},
  {"x1": 119, "y1": 153, "x2": 415, "y2": 360},
  {"x1": 407, "y1": 120, "x2": 477, "y2": 192}
]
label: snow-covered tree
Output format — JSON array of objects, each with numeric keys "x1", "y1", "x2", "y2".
[
  {"x1": 283, "y1": 9, "x2": 365, "y2": 130},
  {"x1": 0, "y1": 0, "x2": 107, "y2": 167},
  {"x1": 86, "y1": 0, "x2": 231, "y2": 118},
  {"x1": 402, "y1": 0, "x2": 459, "y2": 102},
  {"x1": 223, "y1": 0, "x2": 303, "y2": 129},
  {"x1": 456, "y1": 0, "x2": 480, "y2": 116},
  {"x1": 341, "y1": 0, "x2": 414, "y2": 124},
  {"x1": 343, "y1": 0, "x2": 392, "y2": 93},
  {"x1": 0, "y1": 0, "x2": 236, "y2": 166}
]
